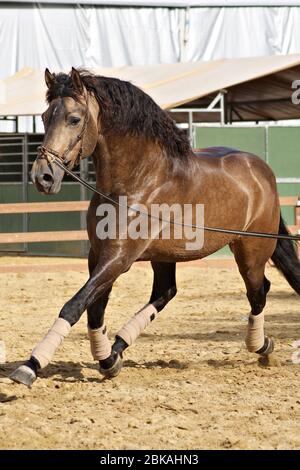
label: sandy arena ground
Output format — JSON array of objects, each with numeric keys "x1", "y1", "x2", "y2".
[{"x1": 0, "y1": 256, "x2": 299, "y2": 450}]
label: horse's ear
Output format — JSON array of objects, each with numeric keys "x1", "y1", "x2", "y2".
[
  {"x1": 71, "y1": 67, "x2": 84, "y2": 94},
  {"x1": 45, "y1": 68, "x2": 55, "y2": 89}
]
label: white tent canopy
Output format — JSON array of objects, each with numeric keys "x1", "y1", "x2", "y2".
[{"x1": 1, "y1": 54, "x2": 300, "y2": 122}]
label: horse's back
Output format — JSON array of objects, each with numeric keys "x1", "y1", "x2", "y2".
[
  {"x1": 193, "y1": 146, "x2": 243, "y2": 159},
  {"x1": 193, "y1": 146, "x2": 276, "y2": 184},
  {"x1": 192, "y1": 145, "x2": 279, "y2": 229}
]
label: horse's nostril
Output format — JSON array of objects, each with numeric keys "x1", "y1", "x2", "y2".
[
  {"x1": 43, "y1": 173, "x2": 53, "y2": 183},
  {"x1": 37, "y1": 172, "x2": 54, "y2": 189}
]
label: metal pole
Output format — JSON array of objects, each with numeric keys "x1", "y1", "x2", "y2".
[
  {"x1": 220, "y1": 93, "x2": 225, "y2": 125},
  {"x1": 22, "y1": 134, "x2": 29, "y2": 253},
  {"x1": 265, "y1": 125, "x2": 269, "y2": 164},
  {"x1": 188, "y1": 111, "x2": 194, "y2": 145},
  {"x1": 80, "y1": 158, "x2": 89, "y2": 256}
]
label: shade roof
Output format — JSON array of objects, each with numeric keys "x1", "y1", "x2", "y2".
[{"x1": 1, "y1": 54, "x2": 300, "y2": 122}]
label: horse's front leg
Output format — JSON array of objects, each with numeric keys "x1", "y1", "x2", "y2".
[
  {"x1": 87, "y1": 291, "x2": 124, "y2": 379},
  {"x1": 10, "y1": 255, "x2": 128, "y2": 387}
]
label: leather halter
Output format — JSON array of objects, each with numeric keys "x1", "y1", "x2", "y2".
[{"x1": 37, "y1": 97, "x2": 89, "y2": 168}]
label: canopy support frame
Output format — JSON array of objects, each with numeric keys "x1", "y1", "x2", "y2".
[{"x1": 170, "y1": 91, "x2": 227, "y2": 144}]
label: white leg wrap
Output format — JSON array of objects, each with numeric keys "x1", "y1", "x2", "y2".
[
  {"x1": 117, "y1": 304, "x2": 158, "y2": 346},
  {"x1": 245, "y1": 312, "x2": 265, "y2": 352},
  {"x1": 88, "y1": 325, "x2": 111, "y2": 361},
  {"x1": 32, "y1": 318, "x2": 71, "y2": 369}
]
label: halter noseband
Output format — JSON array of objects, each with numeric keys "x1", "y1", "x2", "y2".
[{"x1": 37, "y1": 97, "x2": 90, "y2": 168}]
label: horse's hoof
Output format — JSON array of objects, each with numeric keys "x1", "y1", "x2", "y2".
[
  {"x1": 256, "y1": 336, "x2": 274, "y2": 356},
  {"x1": 99, "y1": 353, "x2": 123, "y2": 379},
  {"x1": 9, "y1": 365, "x2": 37, "y2": 388}
]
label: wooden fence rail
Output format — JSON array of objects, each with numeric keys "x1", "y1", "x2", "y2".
[
  {"x1": 0, "y1": 201, "x2": 89, "y2": 214},
  {"x1": 0, "y1": 198, "x2": 299, "y2": 245}
]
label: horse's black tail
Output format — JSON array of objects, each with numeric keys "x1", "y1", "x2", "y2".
[{"x1": 271, "y1": 214, "x2": 300, "y2": 295}]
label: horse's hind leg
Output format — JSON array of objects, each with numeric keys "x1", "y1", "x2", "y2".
[
  {"x1": 231, "y1": 239, "x2": 275, "y2": 356},
  {"x1": 111, "y1": 261, "x2": 177, "y2": 360}
]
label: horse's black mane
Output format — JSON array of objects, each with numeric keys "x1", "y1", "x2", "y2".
[{"x1": 46, "y1": 71, "x2": 191, "y2": 159}]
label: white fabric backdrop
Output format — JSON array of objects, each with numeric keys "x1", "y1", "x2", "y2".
[
  {"x1": 2, "y1": 4, "x2": 300, "y2": 80},
  {"x1": 0, "y1": 5, "x2": 182, "y2": 79},
  {"x1": 186, "y1": 7, "x2": 300, "y2": 60},
  {"x1": 1, "y1": 4, "x2": 300, "y2": 130}
]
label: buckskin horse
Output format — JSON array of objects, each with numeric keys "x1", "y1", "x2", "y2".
[{"x1": 11, "y1": 68, "x2": 300, "y2": 387}]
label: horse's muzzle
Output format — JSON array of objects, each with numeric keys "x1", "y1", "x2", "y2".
[{"x1": 31, "y1": 158, "x2": 63, "y2": 194}]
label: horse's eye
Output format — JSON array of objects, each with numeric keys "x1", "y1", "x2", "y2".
[{"x1": 69, "y1": 116, "x2": 80, "y2": 126}]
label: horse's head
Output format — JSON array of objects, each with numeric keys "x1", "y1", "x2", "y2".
[{"x1": 31, "y1": 68, "x2": 99, "y2": 194}]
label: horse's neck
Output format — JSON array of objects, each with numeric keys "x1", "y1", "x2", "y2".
[
  {"x1": 92, "y1": 135, "x2": 113, "y2": 193},
  {"x1": 92, "y1": 134, "x2": 169, "y2": 195}
]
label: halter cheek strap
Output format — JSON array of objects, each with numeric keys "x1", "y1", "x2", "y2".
[{"x1": 37, "y1": 97, "x2": 90, "y2": 167}]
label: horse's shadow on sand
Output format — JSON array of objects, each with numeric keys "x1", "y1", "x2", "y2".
[
  {"x1": 141, "y1": 313, "x2": 300, "y2": 343},
  {"x1": 1, "y1": 358, "x2": 190, "y2": 384},
  {"x1": 1, "y1": 360, "x2": 87, "y2": 383},
  {"x1": 0, "y1": 349, "x2": 291, "y2": 385},
  {"x1": 0, "y1": 392, "x2": 18, "y2": 403}
]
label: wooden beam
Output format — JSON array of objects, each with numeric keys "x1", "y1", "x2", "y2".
[
  {"x1": 0, "y1": 201, "x2": 89, "y2": 214},
  {"x1": 0, "y1": 262, "x2": 88, "y2": 274},
  {"x1": 0, "y1": 230, "x2": 88, "y2": 244},
  {"x1": 279, "y1": 196, "x2": 299, "y2": 206},
  {"x1": 0, "y1": 197, "x2": 298, "y2": 215},
  {"x1": 0, "y1": 225, "x2": 298, "y2": 245}
]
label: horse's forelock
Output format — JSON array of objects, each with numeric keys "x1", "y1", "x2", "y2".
[{"x1": 46, "y1": 73, "x2": 79, "y2": 104}]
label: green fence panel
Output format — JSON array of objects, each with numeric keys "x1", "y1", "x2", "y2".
[
  {"x1": 275, "y1": 183, "x2": 299, "y2": 226},
  {"x1": 27, "y1": 183, "x2": 86, "y2": 257},
  {"x1": 268, "y1": 127, "x2": 300, "y2": 226},
  {"x1": 194, "y1": 127, "x2": 266, "y2": 160},
  {"x1": 268, "y1": 127, "x2": 300, "y2": 177},
  {"x1": 0, "y1": 184, "x2": 25, "y2": 252}
]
